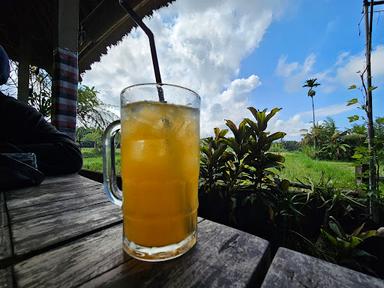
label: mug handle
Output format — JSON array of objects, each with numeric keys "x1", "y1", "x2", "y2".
[{"x1": 102, "y1": 120, "x2": 122, "y2": 207}]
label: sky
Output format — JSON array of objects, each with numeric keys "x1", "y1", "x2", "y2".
[{"x1": 82, "y1": 0, "x2": 384, "y2": 140}]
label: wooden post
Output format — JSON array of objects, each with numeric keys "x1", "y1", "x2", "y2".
[
  {"x1": 51, "y1": 0, "x2": 79, "y2": 139},
  {"x1": 52, "y1": 0, "x2": 79, "y2": 139},
  {"x1": 57, "y1": 0, "x2": 79, "y2": 51},
  {"x1": 363, "y1": 0, "x2": 377, "y2": 198},
  {"x1": 17, "y1": 58, "x2": 29, "y2": 103},
  {"x1": 17, "y1": 37, "x2": 30, "y2": 104}
]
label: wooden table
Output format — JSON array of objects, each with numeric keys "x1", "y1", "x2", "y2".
[
  {"x1": 1, "y1": 175, "x2": 383, "y2": 288},
  {"x1": 0, "y1": 174, "x2": 270, "y2": 288},
  {"x1": 261, "y1": 248, "x2": 384, "y2": 288}
]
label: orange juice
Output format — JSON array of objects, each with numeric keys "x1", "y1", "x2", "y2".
[{"x1": 120, "y1": 101, "x2": 199, "y2": 247}]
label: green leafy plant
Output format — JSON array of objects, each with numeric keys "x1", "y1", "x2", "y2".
[
  {"x1": 199, "y1": 106, "x2": 286, "y2": 222},
  {"x1": 303, "y1": 78, "x2": 321, "y2": 149},
  {"x1": 317, "y1": 216, "x2": 378, "y2": 274},
  {"x1": 200, "y1": 128, "x2": 231, "y2": 197},
  {"x1": 243, "y1": 107, "x2": 286, "y2": 189},
  {"x1": 318, "y1": 132, "x2": 350, "y2": 160},
  {"x1": 347, "y1": 82, "x2": 380, "y2": 201}
]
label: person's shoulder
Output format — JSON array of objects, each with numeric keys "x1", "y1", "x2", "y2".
[
  {"x1": 0, "y1": 93, "x2": 45, "y2": 127},
  {"x1": 0, "y1": 91, "x2": 13, "y2": 102},
  {"x1": 0, "y1": 92, "x2": 32, "y2": 111}
]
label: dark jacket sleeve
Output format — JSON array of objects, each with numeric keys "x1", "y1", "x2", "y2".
[{"x1": 0, "y1": 93, "x2": 83, "y2": 175}]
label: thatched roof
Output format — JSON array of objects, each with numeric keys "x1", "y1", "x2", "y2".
[{"x1": 0, "y1": 0, "x2": 174, "y2": 74}]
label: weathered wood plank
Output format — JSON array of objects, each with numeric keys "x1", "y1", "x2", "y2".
[
  {"x1": 9, "y1": 187, "x2": 108, "y2": 223},
  {"x1": 0, "y1": 193, "x2": 8, "y2": 228},
  {"x1": 41, "y1": 174, "x2": 91, "y2": 185},
  {"x1": 5, "y1": 179, "x2": 101, "y2": 210},
  {"x1": 14, "y1": 219, "x2": 269, "y2": 288},
  {"x1": 0, "y1": 193, "x2": 12, "y2": 263},
  {"x1": 6, "y1": 174, "x2": 96, "y2": 199},
  {"x1": 80, "y1": 220, "x2": 270, "y2": 288},
  {"x1": 12, "y1": 201, "x2": 122, "y2": 256},
  {"x1": 0, "y1": 267, "x2": 14, "y2": 288},
  {"x1": 14, "y1": 224, "x2": 127, "y2": 288},
  {"x1": 0, "y1": 226, "x2": 12, "y2": 262},
  {"x1": 14, "y1": 221, "x2": 205, "y2": 287},
  {"x1": 261, "y1": 247, "x2": 384, "y2": 288}
]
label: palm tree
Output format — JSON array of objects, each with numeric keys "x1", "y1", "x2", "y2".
[{"x1": 303, "y1": 78, "x2": 321, "y2": 149}]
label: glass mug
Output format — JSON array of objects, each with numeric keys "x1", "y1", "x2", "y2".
[{"x1": 103, "y1": 83, "x2": 200, "y2": 261}]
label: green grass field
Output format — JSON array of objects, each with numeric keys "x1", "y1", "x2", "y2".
[
  {"x1": 82, "y1": 148, "x2": 367, "y2": 190},
  {"x1": 82, "y1": 148, "x2": 121, "y2": 174},
  {"x1": 278, "y1": 152, "x2": 356, "y2": 189}
]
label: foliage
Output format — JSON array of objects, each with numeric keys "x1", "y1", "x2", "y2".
[
  {"x1": 303, "y1": 78, "x2": 321, "y2": 98},
  {"x1": 200, "y1": 107, "x2": 286, "y2": 220},
  {"x1": 28, "y1": 66, "x2": 52, "y2": 118},
  {"x1": 269, "y1": 142, "x2": 285, "y2": 153},
  {"x1": 81, "y1": 128, "x2": 103, "y2": 150},
  {"x1": 304, "y1": 216, "x2": 378, "y2": 276},
  {"x1": 270, "y1": 141, "x2": 301, "y2": 152},
  {"x1": 200, "y1": 107, "x2": 285, "y2": 196},
  {"x1": 300, "y1": 117, "x2": 375, "y2": 162},
  {"x1": 282, "y1": 140, "x2": 301, "y2": 151},
  {"x1": 0, "y1": 60, "x2": 116, "y2": 129},
  {"x1": 347, "y1": 82, "x2": 382, "y2": 200},
  {"x1": 77, "y1": 86, "x2": 117, "y2": 129},
  {"x1": 0, "y1": 59, "x2": 19, "y2": 97},
  {"x1": 199, "y1": 129, "x2": 231, "y2": 197},
  {"x1": 199, "y1": 108, "x2": 383, "y2": 276},
  {"x1": 303, "y1": 78, "x2": 321, "y2": 149},
  {"x1": 301, "y1": 144, "x2": 318, "y2": 159},
  {"x1": 318, "y1": 133, "x2": 350, "y2": 161}
]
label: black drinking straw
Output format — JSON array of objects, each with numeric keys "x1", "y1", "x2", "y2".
[{"x1": 119, "y1": 0, "x2": 165, "y2": 102}]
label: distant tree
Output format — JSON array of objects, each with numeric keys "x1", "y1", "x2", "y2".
[
  {"x1": 76, "y1": 126, "x2": 91, "y2": 145},
  {"x1": 303, "y1": 78, "x2": 321, "y2": 149},
  {"x1": 28, "y1": 66, "x2": 52, "y2": 118},
  {"x1": 0, "y1": 59, "x2": 18, "y2": 97},
  {"x1": 314, "y1": 117, "x2": 335, "y2": 145},
  {"x1": 82, "y1": 128, "x2": 103, "y2": 151},
  {"x1": 318, "y1": 132, "x2": 349, "y2": 160},
  {"x1": 0, "y1": 61, "x2": 117, "y2": 129},
  {"x1": 282, "y1": 140, "x2": 301, "y2": 151},
  {"x1": 348, "y1": 124, "x2": 367, "y2": 135},
  {"x1": 77, "y1": 85, "x2": 117, "y2": 129}
]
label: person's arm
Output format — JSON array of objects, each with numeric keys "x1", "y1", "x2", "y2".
[
  {"x1": 0, "y1": 94, "x2": 83, "y2": 175},
  {"x1": 17, "y1": 142, "x2": 82, "y2": 175}
]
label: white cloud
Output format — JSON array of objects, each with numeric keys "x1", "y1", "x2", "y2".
[
  {"x1": 206, "y1": 75, "x2": 261, "y2": 133},
  {"x1": 82, "y1": 0, "x2": 289, "y2": 137},
  {"x1": 270, "y1": 113, "x2": 310, "y2": 140},
  {"x1": 336, "y1": 45, "x2": 384, "y2": 87},
  {"x1": 276, "y1": 45, "x2": 384, "y2": 94},
  {"x1": 276, "y1": 56, "x2": 298, "y2": 77},
  {"x1": 301, "y1": 103, "x2": 355, "y2": 118},
  {"x1": 275, "y1": 53, "x2": 317, "y2": 92},
  {"x1": 335, "y1": 51, "x2": 350, "y2": 66}
]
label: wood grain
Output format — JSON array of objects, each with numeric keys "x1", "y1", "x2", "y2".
[
  {"x1": 14, "y1": 221, "x2": 207, "y2": 287},
  {"x1": 41, "y1": 174, "x2": 92, "y2": 185},
  {"x1": 9, "y1": 187, "x2": 108, "y2": 223},
  {"x1": 0, "y1": 193, "x2": 8, "y2": 227},
  {"x1": 12, "y1": 201, "x2": 122, "y2": 255},
  {"x1": 5, "y1": 176, "x2": 100, "y2": 210},
  {"x1": 80, "y1": 220, "x2": 270, "y2": 288},
  {"x1": 14, "y1": 219, "x2": 269, "y2": 288},
  {"x1": 14, "y1": 225, "x2": 128, "y2": 288},
  {"x1": 0, "y1": 267, "x2": 14, "y2": 288},
  {"x1": 261, "y1": 247, "x2": 384, "y2": 288},
  {"x1": 0, "y1": 192, "x2": 12, "y2": 263}
]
